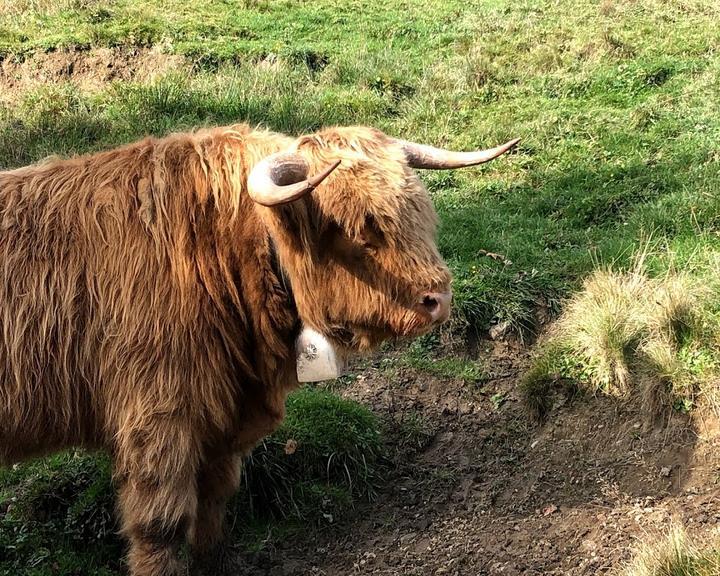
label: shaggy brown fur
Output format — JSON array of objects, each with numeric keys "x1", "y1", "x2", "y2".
[{"x1": 0, "y1": 123, "x2": 451, "y2": 575}]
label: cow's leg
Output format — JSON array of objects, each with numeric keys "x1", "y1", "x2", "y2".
[
  {"x1": 190, "y1": 453, "x2": 243, "y2": 575},
  {"x1": 115, "y1": 422, "x2": 200, "y2": 576}
]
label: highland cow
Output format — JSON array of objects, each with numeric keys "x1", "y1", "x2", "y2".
[{"x1": 0, "y1": 123, "x2": 517, "y2": 575}]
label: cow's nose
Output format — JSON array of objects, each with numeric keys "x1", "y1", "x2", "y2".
[{"x1": 419, "y1": 291, "x2": 452, "y2": 324}]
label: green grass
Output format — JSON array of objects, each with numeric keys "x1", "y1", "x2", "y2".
[
  {"x1": 3, "y1": 0, "x2": 720, "y2": 334},
  {"x1": 0, "y1": 452, "x2": 120, "y2": 576},
  {"x1": 0, "y1": 0, "x2": 463, "y2": 62},
  {"x1": 403, "y1": 335, "x2": 487, "y2": 383},
  {"x1": 0, "y1": 389, "x2": 382, "y2": 576},
  {"x1": 241, "y1": 388, "x2": 382, "y2": 519}
]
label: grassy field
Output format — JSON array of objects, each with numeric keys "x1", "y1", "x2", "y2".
[
  {"x1": 2, "y1": 0, "x2": 720, "y2": 335},
  {"x1": 2, "y1": 0, "x2": 720, "y2": 573}
]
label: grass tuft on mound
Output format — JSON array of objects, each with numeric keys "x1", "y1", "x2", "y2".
[
  {"x1": 622, "y1": 527, "x2": 720, "y2": 576},
  {"x1": 0, "y1": 388, "x2": 382, "y2": 575},
  {"x1": 0, "y1": 452, "x2": 120, "y2": 575},
  {"x1": 240, "y1": 387, "x2": 382, "y2": 520},
  {"x1": 522, "y1": 252, "x2": 720, "y2": 420}
]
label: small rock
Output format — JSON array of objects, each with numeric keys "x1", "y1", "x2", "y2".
[
  {"x1": 660, "y1": 466, "x2": 672, "y2": 478},
  {"x1": 489, "y1": 321, "x2": 512, "y2": 341}
]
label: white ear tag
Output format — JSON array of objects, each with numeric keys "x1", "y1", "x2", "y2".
[{"x1": 296, "y1": 327, "x2": 346, "y2": 382}]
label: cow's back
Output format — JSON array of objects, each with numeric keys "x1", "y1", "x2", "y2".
[{"x1": 0, "y1": 139, "x2": 207, "y2": 460}]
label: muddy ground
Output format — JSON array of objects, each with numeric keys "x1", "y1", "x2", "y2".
[{"x1": 237, "y1": 341, "x2": 720, "y2": 576}]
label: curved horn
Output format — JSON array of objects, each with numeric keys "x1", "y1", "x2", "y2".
[
  {"x1": 247, "y1": 151, "x2": 341, "y2": 207},
  {"x1": 397, "y1": 137, "x2": 520, "y2": 169}
]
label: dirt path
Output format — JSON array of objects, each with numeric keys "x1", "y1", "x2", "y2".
[{"x1": 237, "y1": 342, "x2": 720, "y2": 575}]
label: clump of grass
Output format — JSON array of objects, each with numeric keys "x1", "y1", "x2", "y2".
[
  {"x1": 394, "y1": 410, "x2": 436, "y2": 452},
  {"x1": 522, "y1": 255, "x2": 720, "y2": 420},
  {"x1": 0, "y1": 452, "x2": 122, "y2": 575},
  {"x1": 555, "y1": 268, "x2": 652, "y2": 392},
  {"x1": 622, "y1": 527, "x2": 720, "y2": 576},
  {"x1": 239, "y1": 388, "x2": 383, "y2": 521}
]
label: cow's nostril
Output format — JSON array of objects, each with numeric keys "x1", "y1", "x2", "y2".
[{"x1": 422, "y1": 295, "x2": 439, "y2": 314}]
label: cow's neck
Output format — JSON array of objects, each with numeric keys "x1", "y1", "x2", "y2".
[
  {"x1": 240, "y1": 222, "x2": 301, "y2": 382},
  {"x1": 267, "y1": 232, "x2": 295, "y2": 310}
]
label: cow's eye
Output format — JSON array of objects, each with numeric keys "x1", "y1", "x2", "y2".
[
  {"x1": 358, "y1": 214, "x2": 385, "y2": 251},
  {"x1": 318, "y1": 220, "x2": 364, "y2": 264}
]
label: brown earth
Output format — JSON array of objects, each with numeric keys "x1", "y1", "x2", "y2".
[
  {"x1": 236, "y1": 341, "x2": 720, "y2": 576},
  {"x1": 0, "y1": 47, "x2": 184, "y2": 104}
]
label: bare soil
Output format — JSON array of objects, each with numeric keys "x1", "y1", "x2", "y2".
[
  {"x1": 0, "y1": 47, "x2": 184, "y2": 104},
  {"x1": 238, "y1": 341, "x2": 720, "y2": 575}
]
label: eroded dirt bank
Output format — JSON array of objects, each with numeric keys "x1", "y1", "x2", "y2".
[
  {"x1": 235, "y1": 343, "x2": 720, "y2": 575},
  {"x1": 0, "y1": 47, "x2": 184, "y2": 104}
]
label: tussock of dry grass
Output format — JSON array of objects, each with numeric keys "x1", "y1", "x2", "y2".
[
  {"x1": 621, "y1": 527, "x2": 720, "y2": 576},
  {"x1": 522, "y1": 255, "x2": 720, "y2": 420},
  {"x1": 557, "y1": 268, "x2": 652, "y2": 393}
]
